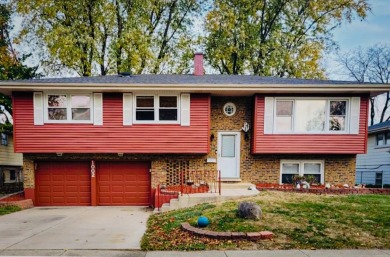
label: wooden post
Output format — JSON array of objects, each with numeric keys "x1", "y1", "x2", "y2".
[{"x1": 91, "y1": 160, "x2": 97, "y2": 206}]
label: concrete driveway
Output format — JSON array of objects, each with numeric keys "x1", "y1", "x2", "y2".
[{"x1": 0, "y1": 206, "x2": 151, "y2": 250}]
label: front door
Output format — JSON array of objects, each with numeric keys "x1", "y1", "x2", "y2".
[{"x1": 217, "y1": 132, "x2": 240, "y2": 179}]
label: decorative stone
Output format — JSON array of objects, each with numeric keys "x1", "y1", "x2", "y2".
[{"x1": 238, "y1": 202, "x2": 262, "y2": 220}]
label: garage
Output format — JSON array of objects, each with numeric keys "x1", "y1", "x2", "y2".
[
  {"x1": 97, "y1": 162, "x2": 150, "y2": 206},
  {"x1": 35, "y1": 161, "x2": 91, "y2": 206}
]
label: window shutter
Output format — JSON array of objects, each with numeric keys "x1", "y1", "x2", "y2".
[
  {"x1": 123, "y1": 93, "x2": 133, "y2": 126},
  {"x1": 180, "y1": 94, "x2": 190, "y2": 126},
  {"x1": 93, "y1": 93, "x2": 103, "y2": 125},
  {"x1": 264, "y1": 97, "x2": 274, "y2": 134},
  {"x1": 33, "y1": 92, "x2": 44, "y2": 125},
  {"x1": 350, "y1": 97, "x2": 360, "y2": 134}
]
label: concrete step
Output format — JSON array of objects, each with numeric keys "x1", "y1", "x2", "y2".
[
  {"x1": 156, "y1": 183, "x2": 259, "y2": 212},
  {"x1": 169, "y1": 198, "x2": 179, "y2": 210},
  {"x1": 160, "y1": 203, "x2": 171, "y2": 212}
]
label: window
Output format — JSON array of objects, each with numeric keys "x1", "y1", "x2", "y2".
[
  {"x1": 280, "y1": 160, "x2": 324, "y2": 184},
  {"x1": 377, "y1": 134, "x2": 385, "y2": 146},
  {"x1": 134, "y1": 94, "x2": 178, "y2": 123},
  {"x1": 1, "y1": 133, "x2": 8, "y2": 146},
  {"x1": 45, "y1": 94, "x2": 92, "y2": 123},
  {"x1": 375, "y1": 172, "x2": 383, "y2": 186},
  {"x1": 275, "y1": 101, "x2": 293, "y2": 132},
  {"x1": 223, "y1": 102, "x2": 236, "y2": 116},
  {"x1": 274, "y1": 98, "x2": 348, "y2": 133},
  {"x1": 9, "y1": 170, "x2": 16, "y2": 181},
  {"x1": 376, "y1": 132, "x2": 390, "y2": 146}
]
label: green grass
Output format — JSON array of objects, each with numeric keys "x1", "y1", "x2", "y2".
[
  {"x1": 0, "y1": 205, "x2": 21, "y2": 216},
  {"x1": 141, "y1": 191, "x2": 390, "y2": 250}
]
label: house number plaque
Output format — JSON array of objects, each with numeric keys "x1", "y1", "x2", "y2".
[{"x1": 91, "y1": 160, "x2": 96, "y2": 177}]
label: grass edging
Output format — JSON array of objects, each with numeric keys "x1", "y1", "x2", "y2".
[{"x1": 181, "y1": 222, "x2": 273, "y2": 240}]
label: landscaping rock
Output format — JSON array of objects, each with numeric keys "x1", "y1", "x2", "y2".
[{"x1": 238, "y1": 201, "x2": 262, "y2": 220}]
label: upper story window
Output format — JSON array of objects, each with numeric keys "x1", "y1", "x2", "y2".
[
  {"x1": 45, "y1": 94, "x2": 92, "y2": 123},
  {"x1": 274, "y1": 98, "x2": 349, "y2": 133},
  {"x1": 376, "y1": 132, "x2": 390, "y2": 146},
  {"x1": 134, "y1": 94, "x2": 178, "y2": 123}
]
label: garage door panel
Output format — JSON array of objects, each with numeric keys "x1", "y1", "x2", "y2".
[
  {"x1": 97, "y1": 162, "x2": 150, "y2": 206},
  {"x1": 36, "y1": 162, "x2": 91, "y2": 206}
]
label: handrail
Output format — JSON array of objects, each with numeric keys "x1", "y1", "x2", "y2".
[{"x1": 154, "y1": 169, "x2": 222, "y2": 210}]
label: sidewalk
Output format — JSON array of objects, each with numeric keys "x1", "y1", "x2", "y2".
[{"x1": 0, "y1": 249, "x2": 389, "y2": 257}]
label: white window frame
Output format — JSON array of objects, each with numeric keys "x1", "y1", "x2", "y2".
[
  {"x1": 44, "y1": 92, "x2": 94, "y2": 124},
  {"x1": 280, "y1": 160, "x2": 325, "y2": 185},
  {"x1": 273, "y1": 97, "x2": 350, "y2": 134},
  {"x1": 133, "y1": 93, "x2": 180, "y2": 124}
]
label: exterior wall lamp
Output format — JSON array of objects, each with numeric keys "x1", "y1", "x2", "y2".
[
  {"x1": 56, "y1": 153, "x2": 63, "y2": 157},
  {"x1": 242, "y1": 122, "x2": 250, "y2": 141}
]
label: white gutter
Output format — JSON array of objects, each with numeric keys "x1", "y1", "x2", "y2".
[{"x1": 0, "y1": 83, "x2": 389, "y2": 96}]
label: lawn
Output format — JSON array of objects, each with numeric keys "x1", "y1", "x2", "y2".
[
  {"x1": 141, "y1": 191, "x2": 390, "y2": 250},
  {"x1": 0, "y1": 205, "x2": 21, "y2": 216}
]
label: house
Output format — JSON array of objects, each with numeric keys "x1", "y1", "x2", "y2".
[
  {"x1": 0, "y1": 133, "x2": 23, "y2": 184},
  {"x1": 0, "y1": 53, "x2": 389, "y2": 206},
  {"x1": 356, "y1": 120, "x2": 390, "y2": 187}
]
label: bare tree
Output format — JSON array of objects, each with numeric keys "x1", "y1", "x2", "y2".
[{"x1": 338, "y1": 44, "x2": 390, "y2": 125}]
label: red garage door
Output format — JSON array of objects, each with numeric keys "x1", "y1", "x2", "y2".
[
  {"x1": 36, "y1": 162, "x2": 91, "y2": 206},
  {"x1": 97, "y1": 162, "x2": 150, "y2": 206}
]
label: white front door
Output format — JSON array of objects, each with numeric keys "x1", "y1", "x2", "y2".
[{"x1": 217, "y1": 132, "x2": 240, "y2": 179}]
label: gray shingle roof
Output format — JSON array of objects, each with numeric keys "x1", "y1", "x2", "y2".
[
  {"x1": 4, "y1": 74, "x2": 360, "y2": 85},
  {"x1": 368, "y1": 120, "x2": 390, "y2": 134}
]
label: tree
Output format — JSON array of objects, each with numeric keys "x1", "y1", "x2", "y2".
[
  {"x1": 1, "y1": 2, "x2": 39, "y2": 135},
  {"x1": 14, "y1": 0, "x2": 203, "y2": 76},
  {"x1": 338, "y1": 44, "x2": 390, "y2": 125},
  {"x1": 204, "y1": 0, "x2": 369, "y2": 78},
  {"x1": 0, "y1": 3, "x2": 38, "y2": 80}
]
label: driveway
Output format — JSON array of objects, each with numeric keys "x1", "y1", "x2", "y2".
[{"x1": 0, "y1": 206, "x2": 151, "y2": 250}]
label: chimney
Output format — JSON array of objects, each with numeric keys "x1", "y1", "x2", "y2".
[{"x1": 194, "y1": 52, "x2": 204, "y2": 76}]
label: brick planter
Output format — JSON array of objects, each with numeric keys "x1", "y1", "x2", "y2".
[
  {"x1": 0, "y1": 199, "x2": 33, "y2": 209},
  {"x1": 0, "y1": 192, "x2": 33, "y2": 209},
  {"x1": 181, "y1": 222, "x2": 273, "y2": 241}
]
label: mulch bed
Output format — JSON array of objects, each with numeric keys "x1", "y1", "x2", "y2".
[{"x1": 256, "y1": 183, "x2": 390, "y2": 195}]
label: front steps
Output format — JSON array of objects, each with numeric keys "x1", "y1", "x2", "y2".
[{"x1": 154, "y1": 183, "x2": 259, "y2": 213}]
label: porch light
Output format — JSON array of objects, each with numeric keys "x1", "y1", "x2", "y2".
[
  {"x1": 242, "y1": 122, "x2": 250, "y2": 141},
  {"x1": 118, "y1": 153, "x2": 124, "y2": 157},
  {"x1": 56, "y1": 153, "x2": 63, "y2": 157}
]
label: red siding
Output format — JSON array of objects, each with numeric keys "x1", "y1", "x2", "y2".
[
  {"x1": 13, "y1": 92, "x2": 210, "y2": 153},
  {"x1": 253, "y1": 95, "x2": 369, "y2": 154}
]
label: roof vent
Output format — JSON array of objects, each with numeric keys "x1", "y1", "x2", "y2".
[{"x1": 118, "y1": 72, "x2": 132, "y2": 77}]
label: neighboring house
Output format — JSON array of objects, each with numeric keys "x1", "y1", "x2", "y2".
[
  {"x1": 356, "y1": 121, "x2": 390, "y2": 187},
  {"x1": 0, "y1": 53, "x2": 389, "y2": 206},
  {"x1": 0, "y1": 134, "x2": 23, "y2": 184}
]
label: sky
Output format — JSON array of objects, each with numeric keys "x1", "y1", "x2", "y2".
[{"x1": 325, "y1": 0, "x2": 390, "y2": 80}]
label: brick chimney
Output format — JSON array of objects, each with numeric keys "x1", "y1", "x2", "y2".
[{"x1": 194, "y1": 52, "x2": 204, "y2": 76}]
